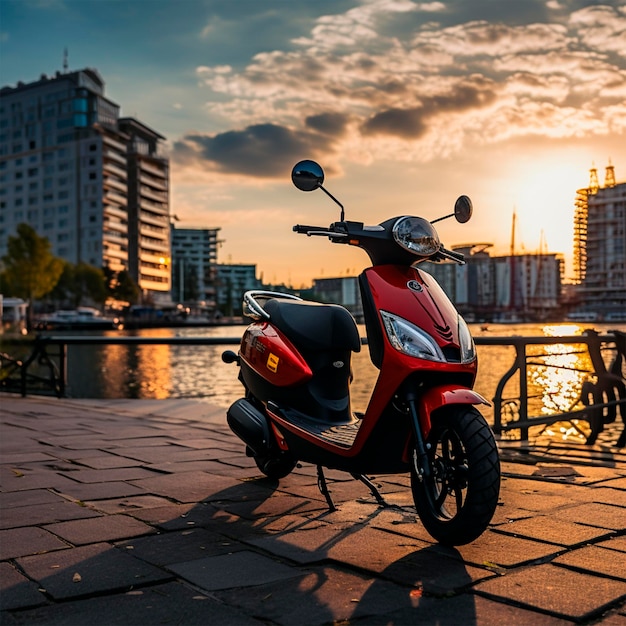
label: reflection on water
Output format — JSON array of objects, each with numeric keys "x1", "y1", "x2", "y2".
[{"x1": 64, "y1": 322, "x2": 625, "y2": 441}]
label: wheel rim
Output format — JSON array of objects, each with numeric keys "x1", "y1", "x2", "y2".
[{"x1": 421, "y1": 427, "x2": 469, "y2": 521}]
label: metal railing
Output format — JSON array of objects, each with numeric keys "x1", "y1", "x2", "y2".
[{"x1": 2, "y1": 330, "x2": 624, "y2": 446}]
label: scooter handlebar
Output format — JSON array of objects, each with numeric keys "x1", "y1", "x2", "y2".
[
  {"x1": 293, "y1": 224, "x2": 325, "y2": 234},
  {"x1": 293, "y1": 224, "x2": 348, "y2": 238}
]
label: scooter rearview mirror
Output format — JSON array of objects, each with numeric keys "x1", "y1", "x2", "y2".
[
  {"x1": 454, "y1": 195, "x2": 473, "y2": 223},
  {"x1": 292, "y1": 160, "x2": 324, "y2": 192}
]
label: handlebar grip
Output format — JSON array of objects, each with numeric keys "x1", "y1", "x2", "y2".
[
  {"x1": 440, "y1": 247, "x2": 465, "y2": 263},
  {"x1": 293, "y1": 224, "x2": 325, "y2": 233}
]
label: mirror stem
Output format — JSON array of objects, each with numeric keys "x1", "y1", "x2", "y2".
[
  {"x1": 431, "y1": 212, "x2": 454, "y2": 224},
  {"x1": 319, "y1": 185, "x2": 345, "y2": 222}
]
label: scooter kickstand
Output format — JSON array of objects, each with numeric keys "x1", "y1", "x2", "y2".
[
  {"x1": 317, "y1": 465, "x2": 337, "y2": 512},
  {"x1": 351, "y1": 473, "x2": 389, "y2": 508}
]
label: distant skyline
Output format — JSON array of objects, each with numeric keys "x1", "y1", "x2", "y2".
[{"x1": 1, "y1": 0, "x2": 624, "y2": 286}]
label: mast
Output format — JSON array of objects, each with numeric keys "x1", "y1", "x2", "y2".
[{"x1": 510, "y1": 208, "x2": 516, "y2": 310}]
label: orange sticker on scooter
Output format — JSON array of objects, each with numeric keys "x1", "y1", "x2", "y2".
[{"x1": 267, "y1": 353, "x2": 279, "y2": 373}]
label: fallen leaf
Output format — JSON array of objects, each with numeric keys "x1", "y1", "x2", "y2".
[{"x1": 72, "y1": 573, "x2": 82, "y2": 583}]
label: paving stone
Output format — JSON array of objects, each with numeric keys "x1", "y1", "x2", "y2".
[
  {"x1": 475, "y1": 563, "x2": 626, "y2": 621},
  {"x1": 68, "y1": 453, "x2": 145, "y2": 470},
  {"x1": 215, "y1": 564, "x2": 434, "y2": 625},
  {"x1": 249, "y1": 520, "x2": 357, "y2": 564},
  {"x1": 114, "y1": 444, "x2": 215, "y2": 464},
  {"x1": 0, "y1": 469, "x2": 84, "y2": 493},
  {"x1": 0, "y1": 452, "x2": 59, "y2": 465},
  {"x1": 496, "y1": 515, "x2": 613, "y2": 546},
  {"x1": 0, "y1": 526, "x2": 69, "y2": 560},
  {"x1": 53, "y1": 480, "x2": 147, "y2": 502},
  {"x1": 0, "y1": 562, "x2": 47, "y2": 611},
  {"x1": 597, "y1": 536, "x2": 626, "y2": 553},
  {"x1": 44, "y1": 514, "x2": 155, "y2": 545},
  {"x1": 551, "y1": 502, "x2": 626, "y2": 530},
  {"x1": 553, "y1": 545, "x2": 626, "y2": 580},
  {"x1": 122, "y1": 502, "x2": 197, "y2": 529},
  {"x1": 115, "y1": 527, "x2": 241, "y2": 566},
  {"x1": 0, "y1": 489, "x2": 66, "y2": 509},
  {"x1": 2, "y1": 581, "x2": 264, "y2": 625},
  {"x1": 130, "y1": 470, "x2": 242, "y2": 503},
  {"x1": 338, "y1": 588, "x2": 577, "y2": 626},
  {"x1": 58, "y1": 466, "x2": 160, "y2": 484},
  {"x1": 435, "y1": 528, "x2": 564, "y2": 568},
  {"x1": 169, "y1": 549, "x2": 303, "y2": 591},
  {"x1": 220, "y1": 493, "x2": 328, "y2": 520},
  {"x1": 83, "y1": 494, "x2": 173, "y2": 514},
  {"x1": 591, "y1": 487, "x2": 626, "y2": 508},
  {"x1": 16, "y1": 543, "x2": 170, "y2": 600},
  {"x1": 0, "y1": 500, "x2": 101, "y2": 530}
]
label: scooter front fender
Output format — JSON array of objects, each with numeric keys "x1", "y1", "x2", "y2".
[{"x1": 418, "y1": 385, "x2": 490, "y2": 436}]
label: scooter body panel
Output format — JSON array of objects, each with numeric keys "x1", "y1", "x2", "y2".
[{"x1": 240, "y1": 322, "x2": 313, "y2": 387}]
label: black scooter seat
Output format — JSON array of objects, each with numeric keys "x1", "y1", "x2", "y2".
[{"x1": 265, "y1": 299, "x2": 361, "y2": 353}]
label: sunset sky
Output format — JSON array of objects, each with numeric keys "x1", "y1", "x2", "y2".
[{"x1": 1, "y1": 0, "x2": 624, "y2": 286}]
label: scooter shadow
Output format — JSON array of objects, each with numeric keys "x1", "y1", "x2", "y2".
[
  {"x1": 156, "y1": 466, "x2": 480, "y2": 625},
  {"x1": 4, "y1": 463, "x2": 478, "y2": 625}
]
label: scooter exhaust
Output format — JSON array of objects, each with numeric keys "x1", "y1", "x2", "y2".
[{"x1": 226, "y1": 398, "x2": 272, "y2": 457}]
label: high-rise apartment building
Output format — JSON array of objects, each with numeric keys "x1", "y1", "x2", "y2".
[
  {"x1": 171, "y1": 226, "x2": 221, "y2": 306},
  {"x1": 0, "y1": 68, "x2": 171, "y2": 302},
  {"x1": 573, "y1": 168, "x2": 626, "y2": 317}
]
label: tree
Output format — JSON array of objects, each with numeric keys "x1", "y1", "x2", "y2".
[
  {"x1": 72, "y1": 263, "x2": 107, "y2": 307},
  {"x1": 1, "y1": 223, "x2": 64, "y2": 325},
  {"x1": 113, "y1": 270, "x2": 140, "y2": 304}
]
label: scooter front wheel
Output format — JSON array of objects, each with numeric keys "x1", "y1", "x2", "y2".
[{"x1": 411, "y1": 406, "x2": 500, "y2": 546}]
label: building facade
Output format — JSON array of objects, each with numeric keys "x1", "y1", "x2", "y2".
[
  {"x1": 171, "y1": 226, "x2": 221, "y2": 307},
  {"x1": 215, "y1": 264, "x2": 262, "y2": 316},
  {"x1": 422, "y1": 248, "x2": 563, "y2": 321},
  {"x1": 0, "y1": 68, "x2": 171, "y2": 302},
  {"x1": 312, "y1": 276, "x2": 363, "y2": 320},
  {"x1": 574, "y1": 175, "x2": 626, "y2": 318}
]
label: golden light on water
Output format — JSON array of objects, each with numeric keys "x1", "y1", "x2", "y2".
[{"x1": 527, "y1": 324, "x2": 594, "y2": 442}]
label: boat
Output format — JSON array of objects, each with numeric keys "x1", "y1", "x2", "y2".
[
  {"x1": 565, "y1": 311, "x2": 599, "y2": 322},
  {"x1": 36, "y1": 307, "x2": 123, "y2": 331}
]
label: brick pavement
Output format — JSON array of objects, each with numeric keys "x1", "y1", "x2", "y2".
[{"x1": 1, "y1": 394, "x2": 624, "y2": 625}]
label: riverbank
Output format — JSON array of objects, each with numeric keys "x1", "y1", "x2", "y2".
[{"x1": 1, "y1": 394, "x2": 624, "y2": 625}]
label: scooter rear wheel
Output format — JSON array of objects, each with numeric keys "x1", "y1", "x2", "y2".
[
  {"x1": 411, "y1": 406, "x2": 500, "y2": 546},
  {"x1": 251, "y1": 448, "x2": 297, "y2": 480}
]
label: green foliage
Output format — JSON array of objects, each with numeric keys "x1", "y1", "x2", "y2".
[
  {"x1": 112, "y1": 270, "x2": 140, "y2": 304},
  {"x1": 0, "y1": 223, "x2": 63, "y2": 301}
]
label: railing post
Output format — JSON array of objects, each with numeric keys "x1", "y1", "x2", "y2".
[
  {"x1": 518, "y1": 340, "x2": 529, "y2": 441},
  {"x1": 58, "y1": 341, "x2": 67, "y2": 397}
]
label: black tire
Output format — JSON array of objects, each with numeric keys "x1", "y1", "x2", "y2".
[
  {"x1": 253, "y1": 451, "x2": 297, "y2": 480},
  {"x1": 411, "y1": 406, "x2": 500, "y2": 546}
]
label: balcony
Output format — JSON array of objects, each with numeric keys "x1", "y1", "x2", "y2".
[
  {"x1": 103, "y1": 176, "x2": 127, "y2": 194},
  {"x1": 140, "y1": 238, "x2": 169, "y2": 254},
  {"x1": 138, "y1": 158, "x2": 167, "y2": 178},
  {"x1": 104, "y1": 189, "x2": 127, "y2": 207},
  {"x1": 103, "y1": 162, "x2": 127, "y2": 179},
  {"x1": 102, "y1": 134, "x2": 127, "y2": 153},
  {"x1": 139, "y1": 186, "x2": 168, "y2": 203},
  {"x1": 139, "y1": 172, "x2": 168, "y2": 191},
  {"x1": 104, "y1": 205, "x2": 128, "y2": 221},
  {"x1": 103, "y1": 149, "x2": 127, "y2": 166}
]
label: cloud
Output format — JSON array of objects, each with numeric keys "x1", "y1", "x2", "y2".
[
  {"x1": 172, "y1": 123, "x2": 336, "y2": 177},
  {"x1": 362, "y1": 79, "x2": 498, "y2": 137},
  {"x1": 179, "y1": 0, "x2": 626, "y2": 178}
]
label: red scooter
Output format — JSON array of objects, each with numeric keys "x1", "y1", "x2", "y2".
[{"x1": 222, "y1": 160, "x2": 500, "y2": 545}]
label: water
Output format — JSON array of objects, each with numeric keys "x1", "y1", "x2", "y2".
[{"x1": 63, "y1": 322, "x2": 625, "y2": 442}]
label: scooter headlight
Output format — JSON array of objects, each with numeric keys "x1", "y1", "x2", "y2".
[
  {"x1": 458, "y1": 315, "x2": 476, "y2": 363},
  {"x1": 392, "y1": 216, "x2": 441, "y2": 257},
  {"x1": 380, "y1": 310, "x2": 445, "y2": 362}
]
